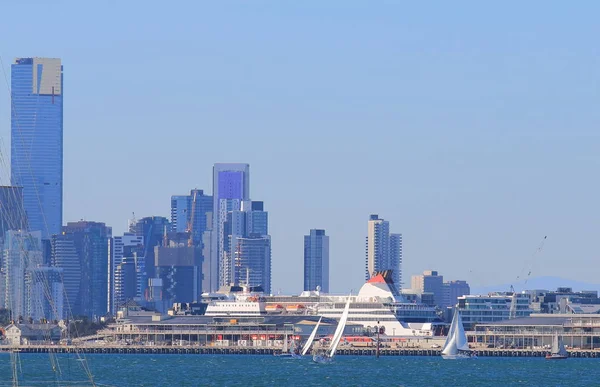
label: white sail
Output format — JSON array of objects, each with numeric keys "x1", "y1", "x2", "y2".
[
  {"x1": 442, "y1": 309, "x2": 470, "y2": 356},
  {"x1": 328, "y1": 296, "x2": 351, "y2": 358},
  {"x1": 283, "y1": 333, "x2": 288, "y2": 353},
  {"x1": 552, "y1": 333, "x2": 568, "y2": 357},
  {"x1": 301, "y1": 317, "x2": 322, "y2": 356}
]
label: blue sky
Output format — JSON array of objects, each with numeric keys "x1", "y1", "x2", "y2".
[{"x1": 0, "y1": 1, "x2": 598, "y2": 294}]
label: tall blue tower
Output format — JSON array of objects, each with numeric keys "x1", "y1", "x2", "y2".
[{"x1": 11, "y1": 57, "x2": 63, "y2": 239}]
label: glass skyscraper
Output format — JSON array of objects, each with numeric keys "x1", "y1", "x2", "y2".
[
  {"x1": 212, "y1": 163, "x2": 250, "y2": 289},
  {"x1": 304, "y1": 229, "x2": 329, "y2": 293},
  {"x1": 11, "y1": 57, "x2": 63, "y2": 239}
]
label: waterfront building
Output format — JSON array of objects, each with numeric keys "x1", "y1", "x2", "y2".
[
  {"x1": 365, "y1": 215, "x2": 402, "y2": 285},
  {"x1": 212, "y1": 163, "x2": 250, "y2": 290},
  {"x1": 26, "y1": 266, "x2": 64, "y2": 321},
  {"x1": 457, "y1": 292, "x2": 533, "y2": 330},
  {"x1": 470, "y1": 314, "x2": 600, "y2": 350},
  {"x1": 11, "y1": 58, "x2": 63, "y2": 239},
  {"x1": 108, "y1": 233, "x2": 143, "y2": 314},
  {"x1": 529, "y1": 287, "x2": 600, "y2": 314},
  {"x1": 2, "y1": 230, "x2": 43, "y2": 319},
  {"x1": 442, "y1": 280, "x2": 470, "y2": 308},
  {"x1": 303, "y1": 229, "x2": 329, "y2": 293},
  {"x1": 223, "y1": 200, "x2": 271, "y2": 293},
  {"x1": 411, "y1": 270, "x2": 444, "y2": 308},
  {"x1": 52, "y1": 221, "x2": 111, "y2": 319},
  {"x1": 0, "y1": 186, "x2": 26, "y2": 243}
]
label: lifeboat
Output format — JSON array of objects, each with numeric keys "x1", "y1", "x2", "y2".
[
  {"x1": 285, "y1": 304, "x2": 306, "y2": 312},
  {"x1": 265, "y1": 304, "x2": 284, "y2": 313}
]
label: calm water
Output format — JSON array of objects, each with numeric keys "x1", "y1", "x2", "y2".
[{"x1": 0, "y1": 354, "x2": 596, "y2": 386}]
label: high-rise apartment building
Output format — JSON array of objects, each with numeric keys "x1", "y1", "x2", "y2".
[
  {"x1": 303, "y1": 229, "x2": 329, "y2": 293},
  {"x1": 11, "y1": 58, "x2": 63, "y2": 239},
  {"x1": 212, "y1": 163, "x2": 250, "y2": 289},
  {"x1": 411, "y1": 270, "x2": 444, "y2": 307},
  {"x1": 52, "y1": 221, "x2": 111, "y2": 318},
  {"x1": 365, "y1": 215, "x2": 402, "y2": 285},
  {"x1": 224, "y1": 200, "x2": 271, "y2": 293}
]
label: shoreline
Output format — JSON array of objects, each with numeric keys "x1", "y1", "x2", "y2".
[{"x1": 2, "y1": 345, "x2": 600, "y2": 358}]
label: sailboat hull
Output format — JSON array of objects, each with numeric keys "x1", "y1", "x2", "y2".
[
  {"x1": 312, "y1": 354, "x2": 332, "y2": 363},
  {"x1": 545, "y1": 354, "x2": 567, "y2": 360},
  {"x1": 441, "y1": 353, "x2": 473, "y2": 360}
]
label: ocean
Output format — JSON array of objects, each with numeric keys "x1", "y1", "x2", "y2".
[{"x1": 0, "y1": 354, "x2": 596, "y2": 386}]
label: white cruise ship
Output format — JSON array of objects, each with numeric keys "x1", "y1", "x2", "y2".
[{"x1": 203, "y1": 272, "x2": 443, "y2": 337}]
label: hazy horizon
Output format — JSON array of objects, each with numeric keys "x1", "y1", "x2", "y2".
[{"x1": 0, "y1": 2, "x2": 598, "y2": 294}]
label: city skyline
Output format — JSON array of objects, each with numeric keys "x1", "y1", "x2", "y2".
[{"x1": 0, "y1": 2, "x2": 598, "y2": 296}]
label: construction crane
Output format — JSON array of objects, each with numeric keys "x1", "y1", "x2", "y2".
[
  {"x1": 509, "y1": 236, "x2": 547, "y2": 319},
  {"x1": 186, "y1": 190, "x2": 198, "y2": 247}
]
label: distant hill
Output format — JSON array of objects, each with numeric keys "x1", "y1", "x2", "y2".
[{"x1": 471, "y1": 276, "x2": 600, "y2": 295}]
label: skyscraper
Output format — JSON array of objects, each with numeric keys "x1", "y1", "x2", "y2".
[
  {"x1": 52, "y1": 221, "x2": 111, "y2": 318},
  {"x1": 170, "y1": 189, "x2": 212, "y2": 245},
  {"x1": 365, "y1": 214, "x2": 402, "y2": 285},
  {"x1": 304, "y1": 229, "x2": 329, "y2": 293},
  {"x1": 130, "y1": 216, "x2": 170, "y2": 300},
  {"x1": 212, "y1": 163, "x2": 250, "y2": 289},
  {"x1": 2, "y1": 230, "x2": 43, "y2": 319},
  {"x1": 0, "y1": 186, "x2": 27, "y2": 243},
  {"x1": 11, "y1": 58, "x2": 63, "y2": 239},
  {"x1": 108, "y1": 233, "x2": 143, "y2": 314},
  {"x1": 224, "y1": 200, "x2": 271, "y2": 293},
  {"x1": 443, "y1": 280, "x2": 470, "y2": 308}
]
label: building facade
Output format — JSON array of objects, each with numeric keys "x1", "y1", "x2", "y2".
[
  {"x1": 457, "y1": 292, "x2": 533, "y2": 330},
  {"x1": 2, "y1": 230, "x2": 43, "y2": 320},
  {"x1": 212, "y1": 164, "x2": 250, "y2": 290},
  {"x1": 130, "y1": 216, "x2": 170, "y2": 301},
  {"x1": 0, "y1": 186, "x2": 26, "y2": 243},
  {"x1": 108, "y1": 233, "x2": 144, "y2": 314},
  {"x1": 224, "y1": 200, "x2": 271, "y2": 293},
  {"x1": 11, "y1": 58, "x2": 63, "y2": 239},
  {"x1": 443, "y1": 280, "x2": 470, "y2": 308},
  {"x1": 26, "y1": 266, "x2": 64, "y2": 321},
  {"x1": 411, "y1": 270, "x2": 444, "y2": 308},
  {"x1": 303, "y1": 229, "x2": 329, "y2": 293},
  {"x1": 52, "y1": 221, "x2": 111, "y2": 319},
  {"x1": 365, "y1": 215, "x2": 402, "y2": 285},
  {"x1": 170, "y1": 189, "x2": 212, "y2": 245}
]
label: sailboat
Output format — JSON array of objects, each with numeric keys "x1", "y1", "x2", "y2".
[
  {"x1": 301, "y1": 316, "x2": 322, "y2": 356},
  {"x1": 545, "y1": 333, "x2": 568, "y2": 360},
  {"x1": 274, "y1": 332, "x2": 296, "y2": 358},
  {"x1": 441, "y1": 309, "x2": 473, "y2": 359},
  {"x1": 313, "y1": 296, "x2": 351, "y2": 363}
]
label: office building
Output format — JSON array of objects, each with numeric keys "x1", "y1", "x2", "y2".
[
  {"x1": 114, "y1": 256, "x2": 138, "y2": 311},
  {"x1": 303, "y1": 229, "x2": 329, "y2": 293},
  {"x1": 52, "y1": 221, "x2": 111, "y2": 319},
  {"x1": 411, "y1": 270, "x2": 444, "y2": 307},
  {"x1": 154, "y1": 244, "x2": 203, "y2": 308},
  {"x1": 365, "y1": 215, "x2": 402, "y2": 285},
  {"x1": 443, "y1": 280, "x2": 470, "y2": 308},
  {"x1": 212, "y1": 163, "x2": 250, "y2": 289},
  {"x1": 224, "y1": 200, "x2": 271, "y2": 293},
  {"x1": 11, "y1": 58, "x2": 63, "y2": 239},
  {"x1": 3, "y1": 230, "x2": 43, "y2": 319}
]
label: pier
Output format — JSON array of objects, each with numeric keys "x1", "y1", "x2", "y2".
[{"x1": 3, "y1": 345, "x2": 600, "y2": 358}]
